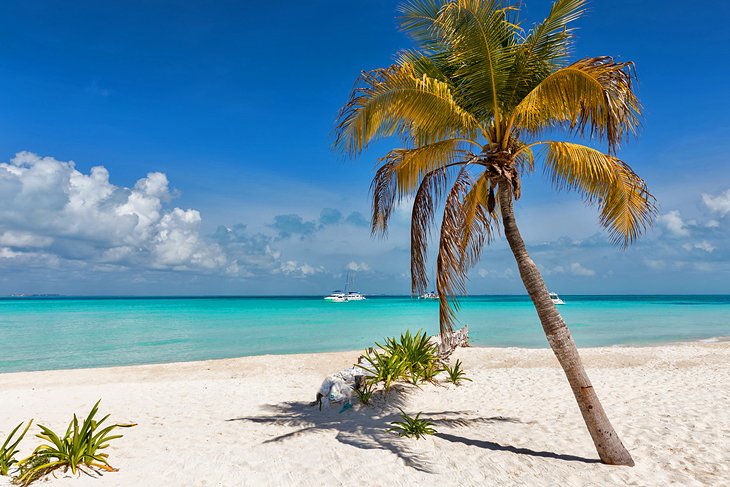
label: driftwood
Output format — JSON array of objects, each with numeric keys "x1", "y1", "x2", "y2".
[{"x1": 430, "y1": 325, "x2": 469, "y2": 358}]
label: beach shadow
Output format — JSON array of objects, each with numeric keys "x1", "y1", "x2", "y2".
[
  {"x1": 435, "y1": 432, "x2": 601, "y2": 464},
  {"x1": 226, "y1": 386, "x2": 508, "y2": 473}
]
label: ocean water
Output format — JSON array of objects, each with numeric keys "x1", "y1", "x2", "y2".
[{"x1": 1, "y1": 295, "x2": 729, "y2": 373}]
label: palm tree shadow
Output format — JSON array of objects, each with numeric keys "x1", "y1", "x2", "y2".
[
  {"x1": 435, "y1": 432, "x2": 601, "y2": 464},
  {"x1": 226, "y1": 387, "x2": 516, "y2": 473}
]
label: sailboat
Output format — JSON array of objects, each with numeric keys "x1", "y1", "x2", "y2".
[{"x1": 324, "y1": 271, "x2": 366, "y2": 302}]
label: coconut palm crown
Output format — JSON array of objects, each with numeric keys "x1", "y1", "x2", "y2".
[
  {"x1": 335, "y1": 0, "x2": 656, "y2": 467},
  {"x1": 335, "y1": 0, "x2": 655, "y2": 331}
]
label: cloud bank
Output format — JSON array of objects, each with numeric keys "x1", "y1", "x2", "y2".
[{"x1": 1, "y1": 151, "x2": 728, "y2": 294}]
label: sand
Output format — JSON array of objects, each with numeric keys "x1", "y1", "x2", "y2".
[{"x1": 1, "y1": 342, "x2": 729, "y2": 486}]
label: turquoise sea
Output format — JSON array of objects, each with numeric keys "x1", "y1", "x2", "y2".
[{"x1": 1, "y1": 295, "x2": 729, "y2": 373}]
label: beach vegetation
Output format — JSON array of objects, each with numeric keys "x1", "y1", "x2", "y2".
[
  {"x1": 361, "y1": 347, "x2": 407, "y2": 394},
  {"x1": 360, "y1": 329, "x2": 445, "y2": 396},
  {"x1": 0, "y1": 420, "x2": 32, "y2": 476},
  {"x1": 15, "y1": 400, "x2": 135, "y2": 486},
  {"x1": 354, "y1": 382, "x2": 375, "y2": 405},
  {"x1": 444, "y1": 359, "x2": 472, "y2": 386},
  {"x1": 388, "y1": 410, "x2": 437, "y2": 439},
  {"x1": 335, "y1": 0, "x2": 652, "y2": 465},
  {"x1": 381, "y1": 330, "x2": 442, "y2": 385}
]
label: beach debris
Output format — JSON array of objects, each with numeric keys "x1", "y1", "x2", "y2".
[
  {"x1": 314, "y1": 360, "x2": 371, "y2": 411},
  {"x1": 429, "y1": 325, "x2": 469, "y2": 357}
]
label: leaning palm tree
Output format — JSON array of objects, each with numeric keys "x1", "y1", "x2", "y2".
[{"x1": 335, "y1": 0, "x2": 656, "y2": 466}]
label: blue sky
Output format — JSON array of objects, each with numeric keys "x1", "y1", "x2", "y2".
[{"x1": 0, "y1": 0, "x2": 729, "y2": 295}]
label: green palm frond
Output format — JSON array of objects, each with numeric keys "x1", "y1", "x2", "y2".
[
  {"x1": 543, "y1": 141, "x2": 656, "y2": 245},
  {"x1": 504, "y1": 0, "x2": 586, "y2": 108},
  {"x1": 510, "y1": 56, "x2": 641, "y2": 152},
  {"x1": 398, "y1": 0, "x2": 451, "y2": 55},
  {"x1": 335, "y1": 63, "x2": 481, "y2": 156},
  {"x1": 440, "y1": 0, "x2": 518, "y2": 127},
  {"x1": 522, "y1": 0, "x2": 585, "y2": 64}
]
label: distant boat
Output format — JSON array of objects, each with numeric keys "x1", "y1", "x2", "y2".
[
  {"x1": 324, "y1": 290, "x2": 347, "y2": 302},
  {"x1": 549, "y1": 292, "x2": 565, "y2": 305},
  {"x1": 324, "y1": 272, "x2": 366, "y2": 302},
  {"x1": 418, "y1": 291, "x2": 439, "y2": 300}
]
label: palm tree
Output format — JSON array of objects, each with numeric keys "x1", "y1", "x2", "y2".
[{"x1": 335, "y1": 0, "x2": 656, "y2": 466}]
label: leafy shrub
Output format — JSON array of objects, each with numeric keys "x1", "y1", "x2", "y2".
[
  {"x1": 359, "y1": 329, "x2": 445, "y2": 397},
  {"x1": 381, "y1": 330, "x2": 441, "y2": 385},
  {"x1": 444, "y1": 359, "x2": 472, "y2": 386},
  {"x1": 15, "y1": 401, "x2": 135, "y2": 486},
  {"x1": 360, "y1": 348, "x2": 407, "y2": 394},
  {"x1": 0, "y1": 420, "x2": 32, "y2": 476},
  {"x1": 388, "y1": 410, "x2": 436, "y2": 439}
]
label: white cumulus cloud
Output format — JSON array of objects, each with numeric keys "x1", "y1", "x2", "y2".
[
  {"x1": 0, "y1": 152, "x2": 225, "y2": 272},
  {"x1": 702, "y1": 189, "x2": 730, "y2": 216},
  {"x1": 658, "y1": 210, "x2": 690, "y2": 237}
]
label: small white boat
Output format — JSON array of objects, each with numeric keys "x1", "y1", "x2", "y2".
[
  {"x1": 324, "y1": 291, "x2": 347, "y2": 302},
  {"x1": 549, "y1": 292, "x2": 565, "y2": 305},
  {"x1": 418, "y1": 291, "x2": 439, "y2": 300},
  {"x1": 346, "y1": 291, "x2": 366, "y2": 301}
]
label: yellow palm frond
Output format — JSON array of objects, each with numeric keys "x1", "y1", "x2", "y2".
[
  {"x1": 543, "y1": 141, "x2": 656, "y2": 245},
  {"x1": 459, "y1": 172, "x2": 498, "y2": 269},
  {"x1": 371, "y1": 138, "x2": 473, "y2": 236},
  {"x1": 335, "y1": 63, "x2": 481, "y2": 156},
  {"x1": 510, "y1": 57, "x2": 641, "y2": 152}
]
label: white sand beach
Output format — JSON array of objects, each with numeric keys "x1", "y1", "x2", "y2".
[{"x1": 1, "y1": 342, "x2": 729, "y2": 486}]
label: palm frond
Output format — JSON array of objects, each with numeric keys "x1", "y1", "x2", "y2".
[
  {"x1": 510, "y1": 57, "x2": 641, "y2": 153},
  {"x1": 334, "y1": 63, "x2": 480, "y2": 156},
  {"x1": 505, "y1": 0, "x2": 586, "y2": 108},
  {"x1": 543, "y1": 141, "x2": 656, "y2": 245},
  {"x1": 459, "y1": 172, "x2": 498, "y2": 270},
  {"x1": 439, "y1": 0, "x2": 518, "y2": 125},
  {"x1": 436, "y1": 167, "x2": 473, "y2": 334},
  {"x1": 371, "y1": 139, "x2": 472, "y2": 236},
  {"x1": 398, "y1": 0, "x2": 451, "y2": 55},
  {"x1": 411, "y1": 167, "x2": 450, "y2": 295}
]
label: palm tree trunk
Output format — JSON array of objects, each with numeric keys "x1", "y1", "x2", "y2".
[{"x1": 497, "y1": 182, "x2": 634, "y2": 466}]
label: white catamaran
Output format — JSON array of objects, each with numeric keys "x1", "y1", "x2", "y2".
[{"x1": 324, "y1": 272, "x2": 366, "y2": 302}]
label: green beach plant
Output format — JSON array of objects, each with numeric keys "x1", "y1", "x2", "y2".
[
  {"x1": 382, "y1": 330, "x2": 441, "y2": 385},
  {"x1": 0, "y1": 420, "x2": 32, "y2": 476},
  {"x1": 15, "y1": 400, "x2": 135, "y2": 486},
  {"x1": 388, "y1": 410, "x2": 436, "y2": 439},
  {"x1": 444, "y1": 359, "x2": 472, "y2": 386},
  {"x1": 335, "y1": 0, "x2": 653, "y2": 466},
  {"x1": 360, "y1": 347, "x2": 407, "y2": 394},
  {"x1": 354, "y1": 382, "x2": 375, "y2": 405},
  {"x1": 359, "y1": 329, "x2": 446, "y2": 396}
]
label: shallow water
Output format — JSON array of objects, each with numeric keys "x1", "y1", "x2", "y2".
[{"x1": 1, "y1": 295, "x2": 729, "y2": 372}]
